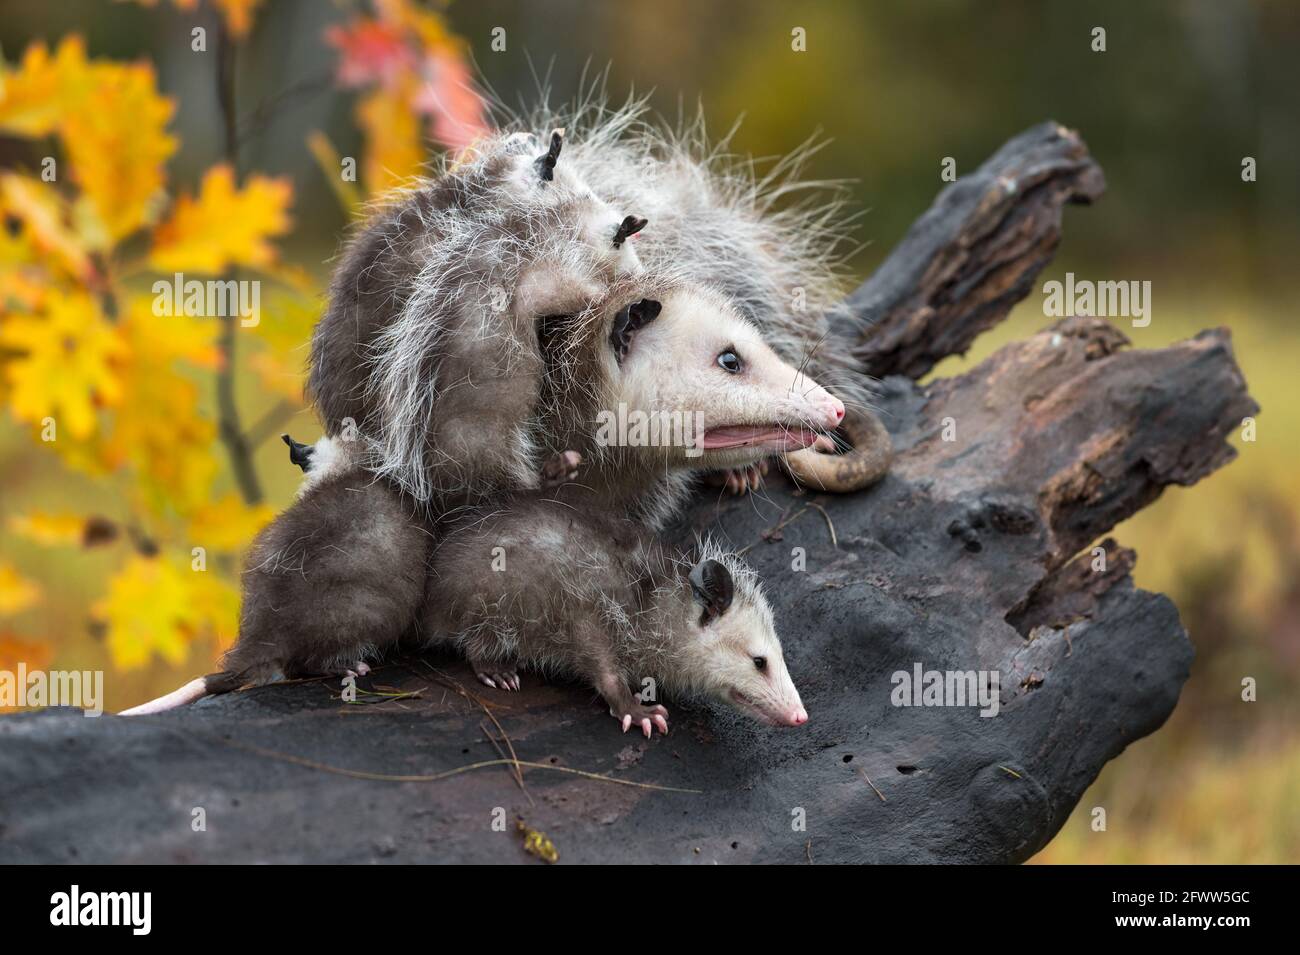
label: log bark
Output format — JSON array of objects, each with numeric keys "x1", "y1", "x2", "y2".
[{"x1": 0, "y1": 124, "x2": 1257, "y2": 864}]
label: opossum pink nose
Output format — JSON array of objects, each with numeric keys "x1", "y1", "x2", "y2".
[
  {"x1": 816, "y1": 395, "x2": 845, "y2": 429},
  {"x1": 790, "y1": 706, "x2": 808, "y2": 726}
]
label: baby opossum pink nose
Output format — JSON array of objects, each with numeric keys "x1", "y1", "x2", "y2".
[{"x1": 790, "y1": 705, "x2": 809, "y2": 726}]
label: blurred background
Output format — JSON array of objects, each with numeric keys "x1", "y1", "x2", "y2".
[{"x1": 1, "y1": 0, "x2": 1296, "y2": 862}]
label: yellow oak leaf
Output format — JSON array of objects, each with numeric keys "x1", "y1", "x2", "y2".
[
  {"x1": 187, "y1": 493, "x2": 274, "y2": 552},
  {"x1": 149, "y1": 164, "x2": 293, "y2": 274},
  {"x1": 8, "y1": 512, "x2": 90, "y2": 546},
  {"x1": 1, "y1": 288, "x2": 126, "y2": 439},
  {"x1": 98, "y1": 300, "x2": 219, "y2": 515},
  {"x1": 0, "y1": 562, "x2": 41, "y2": 616},
  {"x1": 0, "y1": 173, "x2": 96, "y2": 283},
  {"x1": 248, "y1": 291, "x2": 319, "y2": 402},
  {"x1": 357, "y1": 80, "x2": 425, "y2": 194},
  {"x1": 0, "y1": 36, "x2": 96, "y2": 138},
  {"x1": 93, "y1": 555, "x2": 203, "y2": 669},
  {"x1": 62, "y1": 60, "x2": 177, "y2": 244}
]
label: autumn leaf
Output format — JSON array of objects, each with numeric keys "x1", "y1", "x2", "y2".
[
  {"x1": 187, "y1": 493, "x2": 274, "y2": 552},
  {"x1": 214, "y1": 0, "x2": 264, "y2": 38},
  {"x1": 121, "y1": 1, "x2": 260, "y2": 40},
  {"x1": 93, "y1": 554, "x2": 203, "y2": 669},
  {"x1": 97, "y1": 297, "x2": 219, "y2": 515},
  {"x1": 0, "y1": 562, "x2": 41, "y2": 616},
  {"x1": 0, "y1": 173, "x2": 96, "y2": 283},
  {"x1": 0, "y1": 633, "x2": 53, "y2": 709},
  {"x1": 0, "y1": 36, "x2": 96, "y2": 138},
  {"x1": 149, "y1": 164, "x2": 293, "y2": 274},
  {"x1": 1, "y1": 288, "x2": 126, "y2": 440},
  {"x1": 8, "y1": 512, "x2": 93, "y2": 547},
  {"x1": 357, "y1": 79, "x2": 426, "y2": 194},
  {"x1": 248, "y1": 290, "x2": 319, "y2": 402},
  {"x1": 0, "y1": 632, "x2": 52, "y2": 672},
  {"x1": 65, "y1": 63, "x2": 176, "y2": 244}
]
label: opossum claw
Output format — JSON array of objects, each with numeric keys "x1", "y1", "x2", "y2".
[
  {"x1": 472, "y1": 659, "x2": 521, "y2": 692},
  {"x1": 613, "y1": 702, "x2": 669, "y2": 736}
]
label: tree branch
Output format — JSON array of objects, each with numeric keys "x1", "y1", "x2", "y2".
[{"x1": 214, "y1": 23, "x2": 263, "y2": 505}]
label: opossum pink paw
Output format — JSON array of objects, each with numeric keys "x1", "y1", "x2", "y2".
[
  {"x1": 722, "y1": 461, "x2": 770, "y2": 496},
  {"x1": 540, "y1": 450, "x2": 582, "y2": 488},
  {"x1": 354, "y1": 662, "x2": 371, "y2": 676},
  {"x1": 613, "y1": 703, "x2": 669, "y2": 738}
]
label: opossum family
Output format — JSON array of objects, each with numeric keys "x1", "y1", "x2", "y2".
[{"x1": 122, "y1": 104, "x2": 888, "y2": 731}]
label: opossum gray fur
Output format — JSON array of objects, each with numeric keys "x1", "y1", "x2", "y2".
[
  {"x1": 503, "y1": 92, "x2": 893, "y2": 492},
  {"x1": 421, "y1": 488, "x2": 808, "y2": 735}
]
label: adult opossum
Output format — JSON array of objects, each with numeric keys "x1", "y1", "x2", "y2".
[
  {"x1": 311, "y1": 108, "x2": 888, "y2": 514},
  {"x1": 124, "y1": 450, "x2": 808, "y2": 736},
  {"x1": 539, "y1": 97, "x2": 893, "y2": 493}
]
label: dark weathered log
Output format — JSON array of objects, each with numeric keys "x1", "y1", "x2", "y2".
[
  {"x1": 845, "y1": 121, "x2": 1106, "y2": 380},
  {"x1": 0, "y1": 126, "x2": 1256, "y2": 864}
]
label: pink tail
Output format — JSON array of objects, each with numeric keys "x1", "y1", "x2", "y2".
[{"x1": 119, "y1": 677, "x2": 209, "y2": 715}]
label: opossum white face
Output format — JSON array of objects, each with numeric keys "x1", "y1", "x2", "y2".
[
  {"x1": 609, "y1": 288, "x2": 845, "y2": 468},
  {"x1": 680, "y1": 558, "x2": 807, "y2": 727}
]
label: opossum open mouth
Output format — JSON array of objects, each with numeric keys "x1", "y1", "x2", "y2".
[{"x1": 702, "y1": 425, "x2": 820, "y2": 452}]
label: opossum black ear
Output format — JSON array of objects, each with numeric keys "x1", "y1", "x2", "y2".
[
  {"x1": 281, "y1": 433, "x2": 314, "y2": 473},
  {"x1": 612, "y1": 215, "x2": 648, "y2": 249},
  {"x1": 534, "y1": 128, "x2": 564, "y2": 182},
  {"x1": 609, "y1": 298, "x2": 662, "y2": 364},
  {"x1": 689, "y1": 558, "x2": 734, "y2": 625}
]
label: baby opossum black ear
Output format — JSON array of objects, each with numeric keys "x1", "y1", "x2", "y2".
[
  {"x1": 609, "y1": 298, "x2": 662, "y2": 364},
  {"x1": 281, "y1": 433, "x2": 315, "y2": 473},
  {"x1": 534, "y1": 128, "x2": 564, "y2": 183},
  {"x1": 689, "y1": 558, "x2": 734, "y2": 625},
  {"x1": 612, "y1": 215, "x2": 648, "y2": 249}
]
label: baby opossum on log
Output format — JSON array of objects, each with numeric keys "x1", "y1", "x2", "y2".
[{"x1": 422, "y1": 487, "x2": 808, "y2": 736}]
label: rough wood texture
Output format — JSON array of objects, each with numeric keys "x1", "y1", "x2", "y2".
[
  {"x1": 845, "y1": 121, "x2": 1106, "y2": 380},
  {"x1": 0, "y1": 125, "x2": 1256, "y2": 864}
]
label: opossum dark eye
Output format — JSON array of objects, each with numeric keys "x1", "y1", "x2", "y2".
[
  {"x1": 717, "y1": 350, "x2": 743, "y2": 374},
  {"x1": 609, "y1": 298, "x2": 663, "y2": 364},
  {"x1": 753, "y1": 656, "x2": 767, "y2": 672}
]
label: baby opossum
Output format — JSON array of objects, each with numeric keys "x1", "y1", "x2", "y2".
[{"x1": 422, "y1": 489, "x2": 808, "y2": 736}]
